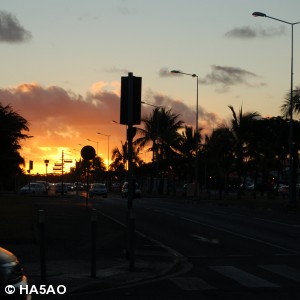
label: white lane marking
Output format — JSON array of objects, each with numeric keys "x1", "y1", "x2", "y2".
[
  {"x1": 191, "y1": 234, "x2": 220, "y2": 244},
  {"x1": 210, "y1": 266, "x2": 279, "y2": 288},
  {"x1": 260, "y1": 264, "x2": 300, "y2": 282},
  {"x1": 181, "y1": 217, "x2": 299, "y2": 254}
]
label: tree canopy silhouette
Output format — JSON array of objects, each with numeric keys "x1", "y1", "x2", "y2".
[{"x1": 0, "y1": 103, "x2": 31, "y2": 190}]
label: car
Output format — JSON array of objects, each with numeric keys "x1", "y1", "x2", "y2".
[
  {"x1": 65, "y1": 183, "x2": 75, "y2": 191},
  {"x1": 35, "y1": 181, "x2": 50, "y2": 193},
  {"x1": 111, "y1": 182, "x2": 121, "y2": 192},
  {"x1": 0, "y1": 247, "x2": 30, "y2": 299},
  {"x1": 55, "y1": 183, "x2": 68, "y2": 194},
  {"x1": 89, "y1": 183, "x2": 107, "y2": 198},
  {"x1": 245, "y1": 183, "x2": 255, "y2": 191},
  {"x1": 19, "y1": 183, "x2": 47, "y2": 195},
  {"x1": 121, "y1": 181, "x2": 141, "y2": 198},
  {"x1": 278, "y1": 184, "x2": 289, "y2": 196}
]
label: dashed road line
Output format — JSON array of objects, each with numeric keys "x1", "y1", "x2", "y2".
[{"x1": 181, "y1": 217, "x2": 299, "y2": 254}]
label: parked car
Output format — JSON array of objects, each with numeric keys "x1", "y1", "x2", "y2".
[
  {"x1": 121, "y1": 182, "x2": 141, "y2": 198},
  {"x1": 245, "y1": 183, "x2": 255, "y2": 191},
  {"x1": 35, "y1": 180, "x2": 50, "y2": 191},
  {"x1": 19, "y1": 183, "x2": 47, "y2": 195},
  {"x1": 111, "y1": 182, "x2": 121, "y2": 192},
  {"x1": 278, "y1": 184, "x2": 289, "y2": 196},
  {"x1": 55, "y1": 183, "x2": 68, "y2": 194},
  {"x1": 0, "y1": 247, "x2": 30, "y2": 299},
  {"x1": 65, "y1": 183, "x2": 75, "y2": 191},
  {"x1": 89, "y1": 183, "x2": 107, "y2": 198}
]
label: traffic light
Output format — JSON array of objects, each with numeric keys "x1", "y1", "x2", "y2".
[
  {"x1": 29, "y1": 160, "x2": 33, "y2": 170},
  {"x1": 120, "y1": 73, "x2": 142, "y2": 125}
]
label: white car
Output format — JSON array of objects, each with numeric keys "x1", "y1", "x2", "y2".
[
  {"x1": 121, "y1": 182, "x2": 141, "y2": 198},
  {"x1": 0, "y1": 247, "x2": 31, "y2": 299},
  {"x1": 89, "y1": 183, "x2": 108, "y2": 198},
  {"x1": 20, "y1": 182, "x2": 47, "y2": 195}
]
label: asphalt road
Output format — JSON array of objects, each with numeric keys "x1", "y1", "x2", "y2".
[{"x1": 83, "y1": 195, "x2": 300, "y2": 300}]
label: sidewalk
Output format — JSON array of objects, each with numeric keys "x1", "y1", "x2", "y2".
[{"x1": 3, "y1": 196, "x2": 181, "y2": 296}]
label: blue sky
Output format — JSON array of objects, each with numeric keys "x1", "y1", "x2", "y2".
[{"x1": 1, "y1": 0, "x2": 300, "y2": 173}]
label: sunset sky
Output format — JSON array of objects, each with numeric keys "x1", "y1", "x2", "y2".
[{"x1": 1, "y1": 0, "x2": 300, "y2": 175}]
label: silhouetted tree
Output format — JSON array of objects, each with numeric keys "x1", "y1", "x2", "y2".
[
  {"x1": 205, "y1": 127, "x2": 235, "y2": 197},
  {"x1": 0, "y1": 103, "x2": 31, "y2": 190},
  {"x1": 135, "y1": 107, "x2": 184, "y2": 171},
  {"x1": 228, "y1": 105, "x2": 261, "y2": 198},
  {"x1": 110, "y1": 141, "x2": 141, "y2": 182},
  {"x1": 280, "y1": 84, "x2": 300, "y2": 118},
  {"x1": 177, "y1": 125, "x2": 202, "y2": 182}
]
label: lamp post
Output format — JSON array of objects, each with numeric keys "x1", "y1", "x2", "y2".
[
  {"x1": 44, "y1": 160, "x2": 49, "y2": 184},
  {"x1": 87, "y1": 139, "x2": 99, "y2": 155},
  {"x1": 252, "y1": 12, "x2": 300, "y2": 204},
  {"x1": 97, "y1": 132, "x2": 110, "y2": 171},
  {"x1": 171, "y1": 70, "x2": 199, "y2": 197},
  {"x1": 44, "y1": 160, "x2": 49, "y2": 176}
]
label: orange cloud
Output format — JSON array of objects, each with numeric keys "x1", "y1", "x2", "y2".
[{"x1": 90, "y1": 81, "x2": 120, "y2": 96}]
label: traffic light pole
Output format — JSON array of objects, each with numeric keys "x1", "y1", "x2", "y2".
[
  {"x1": 120, "y1": 72, "x2": 141, "y2": 272},
  {"x1": 127, "y1": 125, "x2": 135, "y2": 271}
]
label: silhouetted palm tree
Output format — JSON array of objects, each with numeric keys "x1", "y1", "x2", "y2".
[
  {"x1": 280, "y1": 85, "x2": 300, "y2": 118},
  {"x1": 0, "y1": 103, "x2": 31, "y2": 189},
  {"x1": 228, "y1": 105, "x2": 260, "y2": 198},
  {"x1": 111, "y1": 141, "x2": 128, "y2": 169},
  {"x1": 110, "y1": 141, "x2": 141, "y2": 182},
  {"x1": 135, "y1": 107, "x2": 184, "y2": 165},
  {"x1": 177, "y1": 125, "x2": 201, "y2": 182}
]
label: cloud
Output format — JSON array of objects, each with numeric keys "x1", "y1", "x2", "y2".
[
  {"x1": 159, "y1": 68, "x2": 175, "y2": 77},
  {"x1": 142, "y1": 89, "x2": 223, "y2": 136},
  {"x1": 116, "y1": 6, "x2": 132, "y2": 15},
  {"x1": 90, "y1": 81, "x2": 120, "y2": 95},
  {"x1": 224, "y1": 25, "x2": 286, "y2": 39},
  {"x1": 106, "y1": 67, "x2": 130, "y2": 75},
  {"x1": 0, "y1": 11, "x2": 32, "y2": 43},
  {"x1": 0, "y1": 82, "x2": 123, "y2": 130},
  {"x1": 160, "y1": 66, "x2": 265, "y2": 92},
  {"x1": 198, "y1": 65, "x2": 264, "y2": 92}
]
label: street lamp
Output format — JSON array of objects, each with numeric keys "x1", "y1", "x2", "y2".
[
  {"x1": 171, "y1": 70, "x2": 199, "y2": 197},
  {"x1": 97, "y1": 132, "x2": 110, "y2": 171},
  {"x1": 86, "y1": 139, "x2": 99, "y2": 155},
  {"x1": 252, "y1": 12, "x2": 300, "y2": 204}
]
